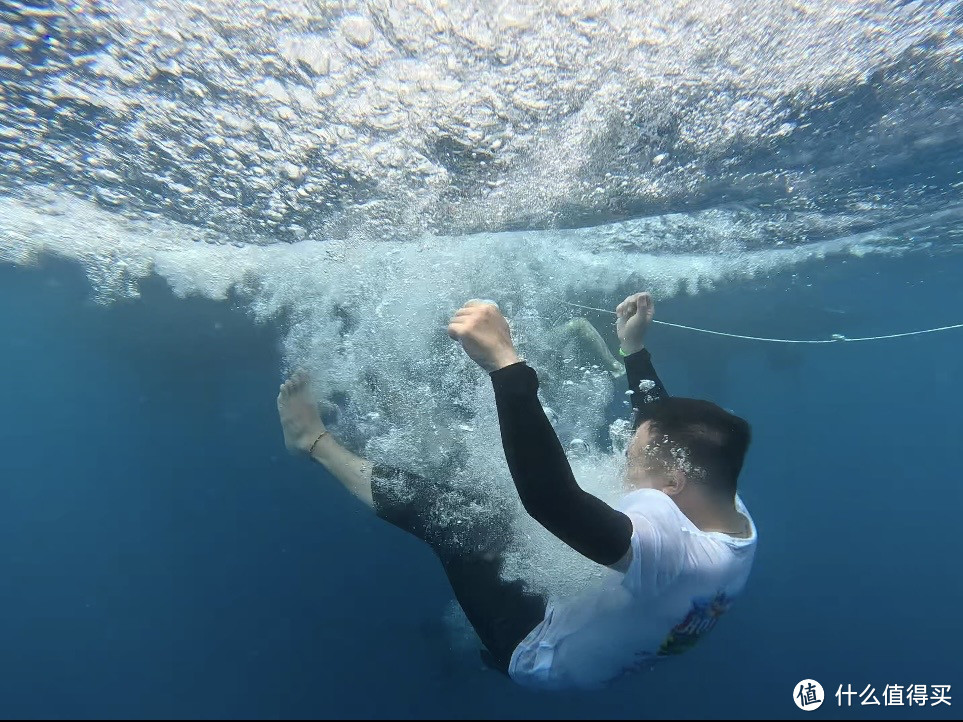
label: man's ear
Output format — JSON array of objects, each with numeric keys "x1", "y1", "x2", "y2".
[{"x1": 661, "y1": 470, "x2": 687, "y2": 497}]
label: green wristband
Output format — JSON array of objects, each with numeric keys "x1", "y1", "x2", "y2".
[{"x1": 619, "y1": 347, "x2": 628, "y2": 357}]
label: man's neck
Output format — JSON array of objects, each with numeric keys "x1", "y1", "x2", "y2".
[{"x1": 677, "y1": 491, "x2": 750, "y2": 538}]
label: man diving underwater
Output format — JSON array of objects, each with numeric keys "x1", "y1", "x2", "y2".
[{"x1": 276, "y1": 292, "x2": 756, "y2": 690}]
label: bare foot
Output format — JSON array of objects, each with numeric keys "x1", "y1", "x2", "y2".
[{"x1": 277, "y1": 370, "x2": 326, "y2": 454}]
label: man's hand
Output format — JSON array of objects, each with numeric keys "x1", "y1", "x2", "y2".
[
  {"x1": 616, "y1": 292, "x2": 655, "y2": 355},
  {"x1": 447, "y1": 300, "x2": 521, "y2": 373}
]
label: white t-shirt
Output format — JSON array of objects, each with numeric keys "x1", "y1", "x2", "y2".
[{"x1": 508, "y1": 488, "x2": 757, "y2": 690}]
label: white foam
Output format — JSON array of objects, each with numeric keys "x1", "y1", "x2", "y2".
[{"x1": 0, "y1": 185, "x2": 937, "y2": 596}]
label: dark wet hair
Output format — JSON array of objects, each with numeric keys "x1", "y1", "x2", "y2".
[{"x1": 641, "y1": 397, "x2": 751, "y2": 497}]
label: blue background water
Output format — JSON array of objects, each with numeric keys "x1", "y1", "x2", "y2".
[{"x1": 1, "y1": 250, "x2": 960, "y2": 719}]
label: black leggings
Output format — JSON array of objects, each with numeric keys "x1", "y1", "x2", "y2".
[{"x1": 371, "y1": 464, "x2": 547, "y2": 673}]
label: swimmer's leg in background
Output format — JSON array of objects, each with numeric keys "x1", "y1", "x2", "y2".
[
  {"x1": 277, "y1": 371, "x2": 546, "y2": 673},
  {"x1": 546, "y1": 317, "x2": 624, "y2": 376},
  {"x1": 543, "y1": 317, "x2": 628, "y2": 449},
  {"x1": 279, "y1": 371, "x2": 374, "y2": 505}
]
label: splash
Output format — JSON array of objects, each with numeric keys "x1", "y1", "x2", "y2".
[{"x1": 1, "y1": 0, "x2": 961, "y2": 243}]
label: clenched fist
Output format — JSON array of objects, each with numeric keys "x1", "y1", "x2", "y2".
[
  {"x1": 616, "y1": 292, "x2": 655, "y2": 355},
  {"x1": 447, "y1": 300, "x2": 521, "y2": 373}
]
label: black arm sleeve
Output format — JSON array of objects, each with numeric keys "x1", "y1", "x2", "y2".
[
  {"x1": 490, "y1": 362, "x2": 633, "y2": 567},
  {"x1": 623, "y1": 348, "x2": 669, "y2": 430}
]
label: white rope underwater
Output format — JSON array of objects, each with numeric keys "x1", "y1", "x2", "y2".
[{"x1": 557, "y1": 300, "x2": 963, "y2": 345}]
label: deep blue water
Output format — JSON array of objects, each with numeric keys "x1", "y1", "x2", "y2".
[{"x1": 1, "y1": 251, "x2": 960, "y2": 719}]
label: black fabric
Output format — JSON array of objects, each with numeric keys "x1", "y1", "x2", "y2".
[
  {"x1": 623, "y1": 348, "x2": 670, "y2": 430},
  {"x1": 369, "y1": 348, "x2": 669, "y2": 670},
  {"x1": 370, "y1": 464, "x2": 547, "y2": 674},
  {"x1": 490, "y1": 362, "x2": 634, "y2": 567}
]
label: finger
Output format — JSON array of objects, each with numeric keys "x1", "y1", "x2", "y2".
[{"x1": 467, "y1": 298, "x2": 500, "y2": 309}]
